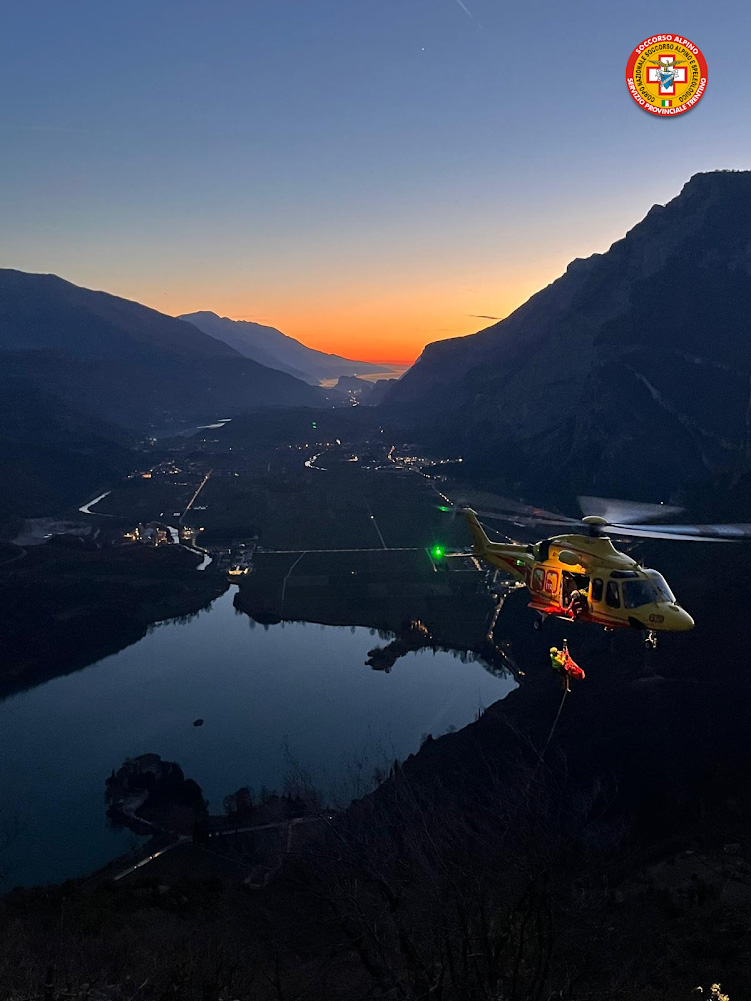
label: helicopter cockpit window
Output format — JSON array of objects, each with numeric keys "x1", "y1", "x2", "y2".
[
  {"x1": 622, "y1": 579, "x2": 657, "y2": 609},
  {"x1": 606, "y1": 581, "x2": 620, "y2": 608},
  {"x1": 532, "y1": 567, "x2": 545, "y2": 591},
  {"x1": 645, "y1": 570, "x2": 676, "y2": 603},
  {"x1": 591, "y1": 578, "x2": 603, "y2": 602}
]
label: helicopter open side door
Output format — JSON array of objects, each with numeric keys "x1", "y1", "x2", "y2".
[{"x1": 562, "y1": 570, "x2": 590, "y2": 607}]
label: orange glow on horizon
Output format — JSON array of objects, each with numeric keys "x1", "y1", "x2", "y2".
[{"x1": 144, "y1": 266, "x2": 556, "y2": 368}]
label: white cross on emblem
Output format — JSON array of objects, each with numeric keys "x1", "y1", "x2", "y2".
[{"x1": 647, "y1": 55, "x2": 687, "y2": 95}]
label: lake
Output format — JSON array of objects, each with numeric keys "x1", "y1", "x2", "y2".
[{"x1": 0, "y1": 590, "x2": 515, "y2": 888}]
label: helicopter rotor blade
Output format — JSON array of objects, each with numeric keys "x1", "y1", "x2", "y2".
[
  {"x1": 436, "y1": 489, "x2": 580, "y2": 523},
  {"x1": 607, "y1": 522, "x2": 751, "y2": 542},
  {"x1": 432, "y1": 500, "x2": 521, "y2": 542},
  {"x1": 471, "y1": 510, "x2": 581, "y2": 527},
  {"x1": 439, "y1": 494, "x2": 751, "y2": 544},
  {"x1": 578, "y1": 496, "x2": 684, "y2": 525}
]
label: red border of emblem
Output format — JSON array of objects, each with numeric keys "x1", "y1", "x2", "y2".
[{"x1": 626, "y1": 35, "x2": 708, "y2": 116}]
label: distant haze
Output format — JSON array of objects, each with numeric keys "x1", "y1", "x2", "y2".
[
  {"x1": 319, "y1": 366, "x2": 408, "y2": 387},
  {"x1": 179, "y1": 311, "x2": 388, "y2": 385}
]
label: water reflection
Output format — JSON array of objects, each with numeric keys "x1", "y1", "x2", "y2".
[{"x1": 0, "y1": 590, "x2": 515, "y2": 888}]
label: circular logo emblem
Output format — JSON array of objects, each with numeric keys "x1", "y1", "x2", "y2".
[{"x1": 626, "y1": 35, "x2": 708, "y2": 115}]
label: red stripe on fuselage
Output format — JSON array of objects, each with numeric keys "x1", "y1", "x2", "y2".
[
  {"x1": 490, "y1": 553, "x2": 528, "y2": 577},
  {"x1": 528, "y1": 600, "x2": 628, "y2": 629}
]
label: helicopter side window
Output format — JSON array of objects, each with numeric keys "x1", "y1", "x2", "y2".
[
  {"x1": 591, "y1": 578, "x2": 603, "y2": 603},
  {"x1": 622, "y1": 579, "x2": 657, "y2": 609},
  {"x1": 532, "y1": 567, "x2": 545, "y2": 592},
  {"x1": 605, "y1": 581, "x2": 620, "y2": 608}
]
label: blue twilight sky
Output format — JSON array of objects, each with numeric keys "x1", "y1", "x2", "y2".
[{"x1": 1, "y1": 0, "x2": 749, "y2": 362}]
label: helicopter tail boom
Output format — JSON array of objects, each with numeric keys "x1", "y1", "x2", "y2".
[
  {"x1": 462, "y1": 508, "x2": 530, "y2": 581},
  {"x1": 463, "y1": 507, "x2": 493, "y2": 552}
]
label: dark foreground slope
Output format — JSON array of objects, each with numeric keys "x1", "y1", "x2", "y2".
[
  {"x1": 0, "y1": 270, "x2": 325, "y2": 429},
  {"x1": 384, "y1": 171, "x2": 751, "y2": 506},
  {"x1": 2, "y1": 541, "x2": 750, "y2": 999}
]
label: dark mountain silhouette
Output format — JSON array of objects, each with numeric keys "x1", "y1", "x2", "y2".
[
  {"x1": 333, "y1": 374, "x2": 373, "y2": 399},
  {"x1": 332, "y1": 374, "x2": 398, "y2": 405},
  {"x1": 383, "y1": 171, "x2": 751, "y2": 507},
  {"x1": 0, "y1": 377, "x2": 132, "y2": 524},
  {"x1": 0, "y1": 270, "x2": 325, "y2": 429},
  {"x1": 179, "y1": 310, "x2": 383, "y2": 384},
  {"x1": 368, "y1": 377, "x2": 398, "y2": 405},
  {"x1": 0, "y1": 270, "x2": 239, "y2": 361}
]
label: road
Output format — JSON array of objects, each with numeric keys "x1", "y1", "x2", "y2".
[
  {"x1": 78, "y1": 491, "x2": 112, "y2": 515},
  {"x1": 304, "y1": 449, "x2": 328, "y2": 470},
  {"x1": 262, "y1": 547, "x2": 421, "y2": 553},
  {"x1": 279, "y1": 550, "x2": 309, "y2": 615},
  {"x1": 361, "y1": 494, "x2": 387, "y2": 549},
  {"x1": 183, "y1": 544, "x2": 212, "y2": 570},
  {"x1": 179, "y1": 471, "x2": 212, "y2": 524},
  {"x1": 112, "y1": 815, "x2": 328, "y2": 881},
  {"x1": 0, "y1": 544, "x2": 26, "y2": 567},
  {"x1": 113, "y1": 836, "x2": 192, "y2": 881},
  {"x1": 208, "y1": 815, "x2": 326, "y2": 839}
]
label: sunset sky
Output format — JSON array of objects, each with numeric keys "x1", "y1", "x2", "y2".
[{"x1": 3, "y1": 0, "x2": 751, "y2": 364}]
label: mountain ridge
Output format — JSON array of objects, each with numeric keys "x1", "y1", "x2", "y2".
[
  {"x1": 180, "y1": 310, "x2": 384, "y2": 384},
  {"x1": 0, "y1": 270, "x2": 239, "y2": 361},
  {"x1": 0, "y1": 270, "x2": 326, "y2": 429},
  {"x1": 383, "y1": 170, "x2": 751, "y2": 506}
]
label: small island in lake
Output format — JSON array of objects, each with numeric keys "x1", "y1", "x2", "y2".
[{"x1": 106, "y1": 753, "x2": 208, "y2": 836}]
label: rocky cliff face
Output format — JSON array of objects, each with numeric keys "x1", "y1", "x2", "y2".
[{"x1": 384, "y1": 171, "x2": 751, "y2": 506}]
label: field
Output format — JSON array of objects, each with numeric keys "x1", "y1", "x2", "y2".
[
  {"x1": 182, "y1": 459, "x2": 469, "y2": 550},
  {"x1": 234, "y1": 544, "x2": 496, "y2": 651},
  {"x1": 92, "y1": 473, "x2": 201, "y2": 523}
]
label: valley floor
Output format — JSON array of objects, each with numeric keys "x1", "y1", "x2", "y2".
[{"x1": 3, "y1": 411, "x2": 751, "y2": 998}]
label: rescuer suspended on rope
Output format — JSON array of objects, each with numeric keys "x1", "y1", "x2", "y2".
[{"x1": 549, "y1": 640, "x2": 585, "y2": 691}]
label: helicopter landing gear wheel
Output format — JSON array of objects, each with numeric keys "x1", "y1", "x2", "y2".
[
  {"x1": 644, "y1": 630, "x2": 658, "y2": 650},
  {"x1": 533, "y1": 618, "x2": 541, "y2": 631}
]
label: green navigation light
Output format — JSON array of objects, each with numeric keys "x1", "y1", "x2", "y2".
[{"x1": 432, "y1": 545, "x2": 445, "y2": 559}]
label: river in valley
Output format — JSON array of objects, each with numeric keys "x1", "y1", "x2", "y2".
[{"x1": 0, "y1": 590, "x2": 515, "y2": 888}]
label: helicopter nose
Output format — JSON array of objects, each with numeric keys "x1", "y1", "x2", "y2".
[{"x1": 666, "y1": 605, "x2": 695, "y2": 631}]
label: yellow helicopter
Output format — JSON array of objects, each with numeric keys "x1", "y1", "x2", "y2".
[{"x1": 454, "y1": 497, "x2": 751, "y2": 649}]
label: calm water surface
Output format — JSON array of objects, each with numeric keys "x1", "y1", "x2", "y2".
[{"x1": 0, "y1": 590, "x2": 514, "y2": 887}]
